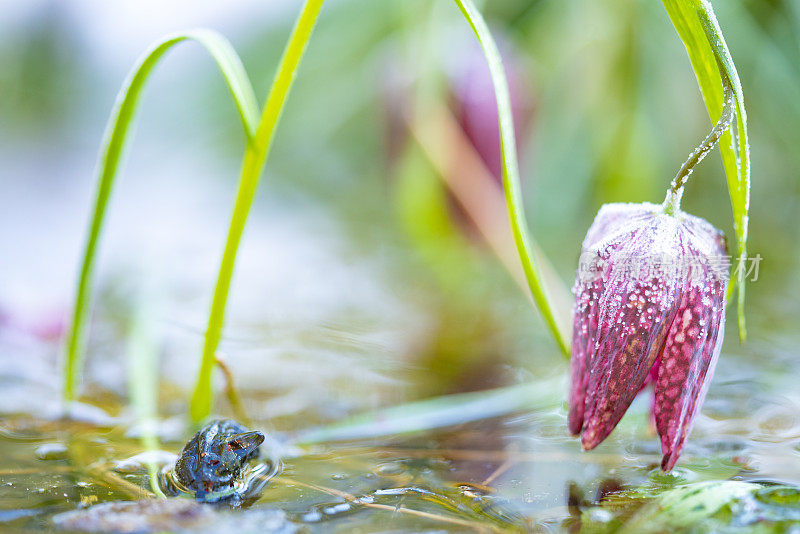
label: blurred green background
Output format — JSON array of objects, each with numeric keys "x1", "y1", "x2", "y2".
[{"x1": 0, "y1": 0, "x2": 797, "y2": 412}]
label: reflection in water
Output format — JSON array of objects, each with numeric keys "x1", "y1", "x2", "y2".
[
  {"x1": 1, "y1": 368, "x2": 800, "y2": 532},
  {"x1": 159, "y1": 460, "x2": 281, "y2": 507},
  {"x1": 1, "y1": 270, "x2": 799, "y2": 530}
]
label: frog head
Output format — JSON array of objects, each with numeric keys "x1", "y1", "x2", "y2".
[{"x1": 174, "y1": 419, "x2": 264, "y2": 501}]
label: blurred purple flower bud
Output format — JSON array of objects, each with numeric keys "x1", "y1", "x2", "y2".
[
  {"x1": 450, "y1": 39, "x2": 534, "y2": 183},
  {"x1": 569, "y1": 201, "x2": 728, "y2": 471}
]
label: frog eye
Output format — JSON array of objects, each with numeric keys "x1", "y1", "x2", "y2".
[{"x1": 226, "y1": 431, "x2": 265, "y2": 457}]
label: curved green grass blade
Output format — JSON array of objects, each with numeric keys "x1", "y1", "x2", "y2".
[
  {"x1": 63, "y1": 30, "x2": 259, "y2": 402},
  {"x1": 662, "y1": 0, "x2": 751, "y2": 341},
  {"x1": 451, "y1": 0, "x2": 570, "y2": 357},
  {"x1": 189, "y1": 0, "x2": 325, "y2": 423}
]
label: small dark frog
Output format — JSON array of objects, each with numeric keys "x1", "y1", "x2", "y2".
[{"x1": 173, "y1": 419, "x2": 265, "y2": 502}]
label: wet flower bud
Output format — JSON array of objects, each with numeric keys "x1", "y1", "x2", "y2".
[{"x1": 569, "y1": 201, "x2": 728, "y2": 471}]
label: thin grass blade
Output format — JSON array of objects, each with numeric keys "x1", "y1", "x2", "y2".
[
  {"x1": 451, "y1": 0, "x2": 571, "y2": 356},
  {"x1": 62, "y1": 30, "x2": 259, "y2": 402},
  {"x1": 293, "y1": 377, "x2": 563, "y2": 446},
  {"x1": 189, "y1": 0, "x2": 326, "y2": 423},
  {"x1": 126, "y1": 292, "x2": 166, "y2": 498}
]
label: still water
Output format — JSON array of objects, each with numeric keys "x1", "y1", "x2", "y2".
[{"x1": 1, "y1": 317, "x2": 799, "y2": 533}]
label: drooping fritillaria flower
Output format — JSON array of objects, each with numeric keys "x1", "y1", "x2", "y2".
[{"x1": 568, "y1": 192, "x2": 729, "y2": 471}]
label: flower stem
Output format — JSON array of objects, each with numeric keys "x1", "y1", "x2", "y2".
[
  {"x1": 662, "y1": 187, "x2": 684, "y2": 217},
  {"x1": 664, "y1": 62, "x2": 735, "y2": 215}
]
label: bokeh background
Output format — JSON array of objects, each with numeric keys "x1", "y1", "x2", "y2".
[{"x1": 1, "y1": 0, "x2": 798, "y2": 423}]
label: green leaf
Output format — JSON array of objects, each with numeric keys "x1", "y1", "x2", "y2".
[
  {"x1": 616, "y1": 482, "x2": 800, "y2": 533},
  {"x1": 63, "y1": 30, "x2": 259, "y2": 402},
  {"x1": 189, "y1": 0, "x2": 326, "y2": 423},
  {"x1": 451, "y1": 0, "x2": 571, "y2": 357},
  {"x1": 662, "y1": 0, "x2": 751, "y2": 341},
  {"x1": 292, "y1": 377, "x2": 562, "y2": 445},
  {"x1": 620, "y1": 481, "x2": 757, "y2": 533}
]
